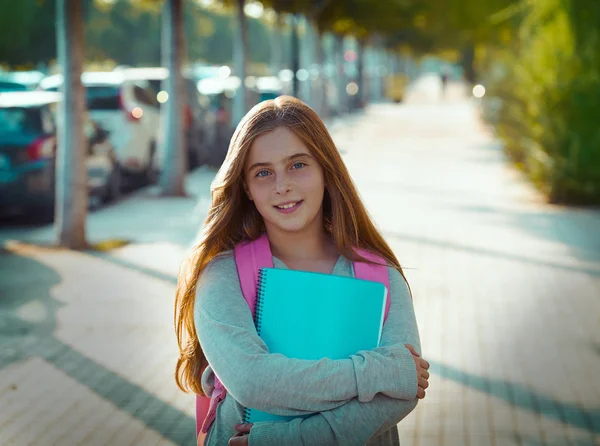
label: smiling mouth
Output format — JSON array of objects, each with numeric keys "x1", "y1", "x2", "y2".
[
  {"x1": 275, "y1": 201, "x2": 301, "y2": 209},
  {"x1": 274, "y1": 200, "x2": 303, "y2": 212}
]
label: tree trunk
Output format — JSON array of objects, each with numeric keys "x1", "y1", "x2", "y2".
[
  {"x1": 356, "y1": 37, "x2": 365, "y2": 108},
  {"x1": 290, "y1": 14, "x2": 300, "y2": 98},
  {"x1": 335, "y1": 34, "x2": 346, "y2": 115},
  {"x1": 314, "y1": 27, "x2": 329, "y2": 119},
  {"x1": 370, "y1": 39, "x2": 383, "y2": 102},
  {"x1": 270, "y1": 11, "x2": 283, "y2": 76},
  {"x1": 232, "y1": 0, "x2": 248, "y2": 127},
  {"x1": 160, "y1": 0, "x2": 186, "y2": 196},
  {"x1": 461, "y1": 44, "x2": 476, "y2": 85},
  {"x1": 55, "y1": 0, "x2": 87, "y2": 249},
  {"x1": 301, "y1": 17, "x2": 314, "y2": 107}
]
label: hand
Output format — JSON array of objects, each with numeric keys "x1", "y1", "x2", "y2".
[
  {"x1": 405, "y1": 344, "x2": 430, "y2": 399},
  {"x1": 228, "y1": 423, "x2": 253, "y2": 446}
]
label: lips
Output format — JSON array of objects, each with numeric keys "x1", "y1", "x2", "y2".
[
  {"x1": 275, "y1": 201, "x2": 301, "y2": 209},
  {"x1": 273, "y1": 200, "x2": 303, "y2": 213}
]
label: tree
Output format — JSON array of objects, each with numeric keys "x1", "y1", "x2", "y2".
[
  {"x1": 232, "y1": 0, "x2": 249, "y2": 126},
  {"x1": 263, "y1": 0, "x2": 338, "y2": 115},
  {"x1": 290, "y1": 14, "x2": 300, "y2": 97},
  {"x1": 159, "y1": 0, "x2": 187, "y2": 196},
  {"x1": 55, "y1": 0, "x2": 88, "y2": 249},
  {"x1": 132, "y1": 0, "x2": 187, "y2": 196}
]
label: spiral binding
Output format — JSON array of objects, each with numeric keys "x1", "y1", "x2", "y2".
[
  {"x1": 254, "y1": 268, "x2": 267, "y2": 335},
  {"x1": 243, "y1": 268, "x2": 268, "y2": 423},
  {"x1": 243, "y1": 407, "x2": 251, "y2": 423}
]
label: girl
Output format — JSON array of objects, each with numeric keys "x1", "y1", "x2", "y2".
[{"x1": 175, "y1": 96, "x2": 430, "y2": 446}]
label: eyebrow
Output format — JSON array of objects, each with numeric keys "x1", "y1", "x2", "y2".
[{"x1": 247, "y1": 152, "x2": 313, "y2": 172}]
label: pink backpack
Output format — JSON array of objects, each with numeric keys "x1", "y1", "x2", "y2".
[{"x1": 195, "y1": 234, "x2": 392, "y2": 442}]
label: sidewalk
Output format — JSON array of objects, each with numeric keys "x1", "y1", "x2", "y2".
[
  {"x1": 338, "y1": 84, "x2": 600, "y2": 446},
  {"x1": 1, "y1": 83, "x2": 599, "y2": 446}
]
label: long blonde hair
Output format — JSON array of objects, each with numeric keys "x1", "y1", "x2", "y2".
[{"x1": 175, "y1": 96, "x2": 409, "y2": 395}]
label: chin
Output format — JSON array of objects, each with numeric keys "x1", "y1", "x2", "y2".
[
  {"x1": 262, "y1": 204, "x2": 323, "y2": 234},
  {"x1": 271, "y1": 221, "x2": 311, "y2": 234},
  {"x1": 265, "y1": 214, "x2": 314, "y2": 234}
]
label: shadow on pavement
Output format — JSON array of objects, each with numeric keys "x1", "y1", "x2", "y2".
[
  {"x1": 86, "y1": 249, "x2": 179, "y2": 285},
  {"x1": 385, "y1": 230, "x2": 600, "y2": 279},
  {"x1": 455, "y1": 205, "x2": 600, "y2": 266},
  {"x1": 0, "y1": 247, "x2": 194, "y2": 445},
  {"x1": 431, "y1": 360, "x2": 600, "y2": 435}
]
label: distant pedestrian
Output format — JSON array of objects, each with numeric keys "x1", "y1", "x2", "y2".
[
  {"x1": 174, "y1": 96, "x2": 429, "y2": 446},
  {"x1": 440, "y1": 69, "x2": 450, "y2": 100}
]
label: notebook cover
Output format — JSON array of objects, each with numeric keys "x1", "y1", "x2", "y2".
[{"x1": 244, "y1": 267, "x2": 388, "y2": 423}]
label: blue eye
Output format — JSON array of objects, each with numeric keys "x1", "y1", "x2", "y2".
[
  {"x1": 256, "y1": 170, "x2": 270, "y2": 178},
  {"x1": 292, "y1": 162, "x2": 306, "y2": 170}
]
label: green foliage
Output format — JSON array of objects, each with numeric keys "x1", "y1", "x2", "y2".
[
  {"x1": 86, "y1": 1, "x2": 162, "y2": 65},
  {"x1": 0, "y1": 0, "x2": 273, "y2": 68},
  {"x1": 0, "y1": 0, "x2": 36, "y2": 62},
  {"x1": 483, "y1": 0, "x2": 600, "y2": 204},
  {"x1": 0, "y1": 0, "x2": 57, "y2": 68}
]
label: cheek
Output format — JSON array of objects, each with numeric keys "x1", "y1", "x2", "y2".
[
  {"x1": 247, "y1": 182, "x2": 271, "y2": 207},
  {"x1": 299, "y1": 170, "x2": 325, "y2": 197}
]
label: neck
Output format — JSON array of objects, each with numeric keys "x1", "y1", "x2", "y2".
[{"x1": 266, "y1": 226, "x2": 337, "y2": 262}]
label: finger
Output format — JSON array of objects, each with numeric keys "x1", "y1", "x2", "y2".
[
  {"x1": 234, "y1": 424, "x2": 253, "y2": 434},
  {"x1": 229, "y1": 437, "x2": 248, "y2": 446},
  {"x1": 419, "y1": 377, "x2": 429, "y2": 390},
  {"x1": 416, "y1": 387, "x2": 426, "y2": 399},
  {"x1": 420, "y1": 358, "x2": 430, "y2": 370},
  {"x1": 405, "y1": 344, "x2": 420, "y2": 357},
  {"x1": 421, "y1": 369, "x2": 430, "y2": 380}
]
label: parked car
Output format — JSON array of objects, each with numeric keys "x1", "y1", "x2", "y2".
[
  {"x1": 84, "y1": 119, "x2": 122, "y2": 205},
  {"x1": 0, "y1": 91, "x2": 120, "y2": 219},
  {"x1": 195, "y1": 76, "x2": 238, "y2": 168},
  {"x1": 39, "y1": 71, "x2": 161, "y2": 183},
  {"x1": 0, "y1": 71, "x2": 45, "y2": 92},
  {"x1": 121, "y1": 67, "x2": 217, "y2": 170}
]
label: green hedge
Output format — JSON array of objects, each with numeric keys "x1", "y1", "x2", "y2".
[{"x1": 482, "y1": 0, "x2": 600, "y2": 205}]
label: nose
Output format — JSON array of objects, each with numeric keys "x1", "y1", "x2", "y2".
[{"x1": 274, "y1": 175, "x2": 291, "y2": 195}]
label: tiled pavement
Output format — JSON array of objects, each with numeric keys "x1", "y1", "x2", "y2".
[{"x1": 1, "y1": 79, "x2": 599, "y2": 445}]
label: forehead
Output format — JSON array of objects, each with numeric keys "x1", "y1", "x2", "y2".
[{"x1": 245, "y1": 126, "x2": 311, "y2": 167}]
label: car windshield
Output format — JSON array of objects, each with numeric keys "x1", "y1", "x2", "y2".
[
  {"x1": 86, "y1": 86, "x2": 120, "y2": 110},
  {"x1": 0, "y1": 107, "x2": 42, "y2": 133}
]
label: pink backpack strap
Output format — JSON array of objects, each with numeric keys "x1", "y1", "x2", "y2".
[
  {"x1": 353, "y1": 248, "x2": 391, "y2": 322},
  {"x1": 196, "y1": 234, "x2": 273, "y2": 440},
  {"x1": 234, "y1": 233, "x2": 274, "y2": 315}
]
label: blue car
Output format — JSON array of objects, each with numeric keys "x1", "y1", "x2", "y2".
[
  {"x1": 0, "y1": 91, "x2": 121, "y2": 219},
  {"x1": 0, "y1": 91, "x2": 58, "y2": 218}
]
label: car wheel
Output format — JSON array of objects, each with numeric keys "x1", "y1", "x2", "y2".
[
  {"x1": 105, "y1": 163, "x2": 122, "y2": 203},
  {"x1": 31, "y1": 202, "x2": 55, "y2": 223},
  {"x1": 145, "y1": 141, "x2": 158, "y2": 185}
]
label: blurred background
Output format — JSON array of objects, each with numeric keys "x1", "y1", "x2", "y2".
[{"x1": 0, "y1": 0, "x2": 599, "y2": 445}]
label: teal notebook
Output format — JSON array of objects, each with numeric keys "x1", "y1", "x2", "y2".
[{"x1": 243, "y1": 267, "x2": 388, "y2": 424}]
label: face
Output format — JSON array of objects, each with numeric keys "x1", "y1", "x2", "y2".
[{"x1": 243, "y1": 126, "x2": 326, "y2": 236}]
